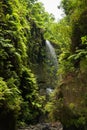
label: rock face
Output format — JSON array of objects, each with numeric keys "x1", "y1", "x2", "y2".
[{"x1": 18, "y1": 122, "x2": 63, "y2": 130}]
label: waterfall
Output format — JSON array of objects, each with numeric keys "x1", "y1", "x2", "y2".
[
  {"x1": 46, "y1": 40, "x2": 58, "y2": 69},
  {"x1": 37, "y1": 40, "x2": 58, "y2": 94},
  {"x1": 45, "y1": 40, "x2": 58, "y2": 91}
]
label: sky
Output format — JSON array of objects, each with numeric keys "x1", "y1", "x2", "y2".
[{"x1": 38, "y1": 0, "x2": 64, "y2": 21}]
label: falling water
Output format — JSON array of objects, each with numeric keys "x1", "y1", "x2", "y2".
[
  {"x1": 37, "y1": 40, "x2": 58, "y2": 94},
  {"x1": 46, "y1": 40, "x2": 58, "y2": 69},
  {"x1": 45, "y1": 40, "x2": 58, "y2": 92}
]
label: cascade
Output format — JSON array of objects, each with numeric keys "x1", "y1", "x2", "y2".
[
  {"x1": 45, "y1": 40, "x2": 58, "y2": 91},
  {"x1": 37, "y1": 40, "x2": 58, "y2": 94},
  {"x1": 45, "y1": 40, "x2": 58, "y2": 69}
]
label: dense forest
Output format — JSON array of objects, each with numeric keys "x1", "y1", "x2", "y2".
[{"x1": 0, "y1": 0, "x2": 87, "y2": 130}]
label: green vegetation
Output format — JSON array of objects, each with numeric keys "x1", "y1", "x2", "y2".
[
  {"x1": 45, "y1": 0, "x2": 87, "y2": 130},
  {"x1": 0, "y1": 0, "x2": 50, "y2": 129},
  {"x1": 0, "y1": 0, "x2": 87, "y2": 130}
]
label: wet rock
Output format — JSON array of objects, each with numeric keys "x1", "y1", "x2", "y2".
[{"x1": 18, "y1": 122, "x2": 63, "y2": 130}]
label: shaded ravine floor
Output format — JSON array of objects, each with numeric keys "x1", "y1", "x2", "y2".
[{"x1": 18, "y1": 122, "x2": 63, "y2": 130}]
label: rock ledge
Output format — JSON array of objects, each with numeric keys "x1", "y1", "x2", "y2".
[{"x1": 18, "y1": 122, "x2": 63, "y2": 130}]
